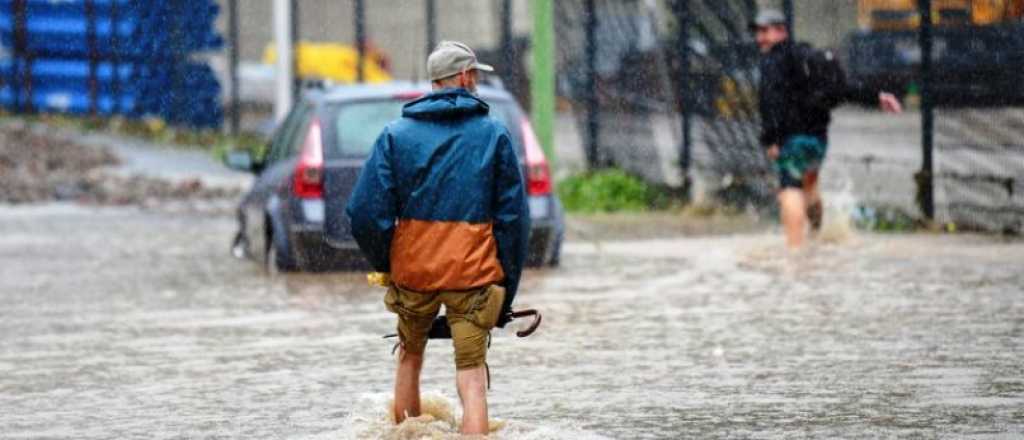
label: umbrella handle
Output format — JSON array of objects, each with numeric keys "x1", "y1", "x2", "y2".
[{"x1": 509, "y1": 309, "x2": 541, "y2": 338}]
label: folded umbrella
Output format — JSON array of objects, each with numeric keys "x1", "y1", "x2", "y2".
[
  {"x1": 384, "y1": 309, "x2": 542, "y2": 340},
  {"x1": 370, "y1": 272, "x2": 542, "y2": 340}
]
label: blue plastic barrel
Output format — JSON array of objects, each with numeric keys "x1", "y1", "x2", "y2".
[
  {"x1": 0, "y1": 86, "x2": 140, "y2": 115},
  {"x1": 0, "y1": 0, "x2": 224, "y2": 127}
]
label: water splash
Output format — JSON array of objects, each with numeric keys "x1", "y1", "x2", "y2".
[
  {"x1": 344, "y1": 392, "x2": 458, "y2": 439},
  {"x1": 341, "y1": 392, "x2": 608, "y2": 440},
  {"x1": 817, "y1": 169, "x2": 860, "y2": 245}
]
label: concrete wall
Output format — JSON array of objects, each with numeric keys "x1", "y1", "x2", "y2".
[
  {"x1": 215, "y1": 0, "x2": 532, "y2": 80},
  {"x1": 793, "y1": 0, "x2": 859, "y2": 49},
  {"x1": 757, "y1": 0, "x2": 859, "y2": 48},
  {"x1": 217, "y1": 0, "x2": 858, "y2": 79}
]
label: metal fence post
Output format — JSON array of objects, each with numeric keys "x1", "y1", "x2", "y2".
[
  {"x1": 501, "y1": 0, "x2": 514, "y2": 78},
  {"x1": 110, "y1": 0, "x2": 121, "y2": 115},
  {"x1": 355, "y1": 0, "x2": 366, "y2": 83},
  {"x1": 426, "y1": 0, "x2": 437, "y2": 57},
  {"x1": 291, "y1": 0, "x2": 300, "y2": 103},
  {"x1": 228, "y1": 0, "x2": 240, "y2": 136},
  {"x1": 85, "y1": 0, "x2": 98, "y2": 115},
  {"x1": 782, "y1": 0, "x2": 794, "y2": 38},
  {"x1": 13, "y1": 0, "x2": 32, "y2": 113},
  {"x1": 673, "y1": 0, "x2": 692, "y2": 192},
  {"x1": 918, "y1": 0, "x2": 935, "y2": 220},
  {"x1": 583, "y1": 0, "x2": 600, "y2": 170}
]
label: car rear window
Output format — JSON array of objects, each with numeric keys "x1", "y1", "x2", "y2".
[
  {"x1": 328, "y1": 100, "x2": 404, "y2": 157},
  {"x1": 325, "y1": 97, "x2": 524, "y2": 157}
]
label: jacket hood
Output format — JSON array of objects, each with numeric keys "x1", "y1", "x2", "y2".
[{"x1": 402, "y1": 88, "x2": 490, "y2": 121}]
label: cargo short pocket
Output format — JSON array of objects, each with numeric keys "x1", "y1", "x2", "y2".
[
  {"x1": 469, "y1": 285, "x2": 506, "y2": 330},
  {"x1": 383, "y1": 286, "x2": 401, "y2": 315},
  {"x1": 384, "y1": 286, "x2": 437, "y2": 318},
  {"x1": 384, "y1": 286, "x2": 439, "y2": 355}
]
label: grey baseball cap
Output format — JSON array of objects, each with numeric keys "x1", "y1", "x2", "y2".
[
  {"x1": 427, "y1": 40, "x2": 494, "y2": 81},
  {"x1": 749, "y1": 9, "x2": 787, "y2": 31}
]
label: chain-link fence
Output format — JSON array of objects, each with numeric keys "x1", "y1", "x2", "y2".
[
  {"x1": 682, "y1": 0, "x2": 772, "y2": 209},
  {"x1": 207, "y1": 0, "x2": 525, "y2": 134},
  {"x1": 555, "y1": 0, "x2": 772, "y2": 207},
  {"x1": 842, "y1": 0, "x2": 1024, "y2": 232},
  {"x1": 934, "y1": 108, "x2": 1024, "y2": 232},
  {"x1": 929, "y1": 24, "x2": 1024, "y2": 233},
  {"x1": 556, "y1": 0, "x2": 1023, "y2": 232},
  {"x1": 555, "y1": 0, "x2": 684, "y2": 188},
  {"x1": 3, "y1": 0, "x2": 1021, "y2": 232}
]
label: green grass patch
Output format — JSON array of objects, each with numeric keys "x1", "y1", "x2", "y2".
[
  {"x1": 557, "y1": 169, "x2": 670, "y2": 213},
  {"x1": 852, "y1": 206, "x2": 921, "y2": 232}
]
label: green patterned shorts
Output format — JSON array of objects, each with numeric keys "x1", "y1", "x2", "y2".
[{"x1": 775, "y1": 135, "x2": 827, "y2": 189}]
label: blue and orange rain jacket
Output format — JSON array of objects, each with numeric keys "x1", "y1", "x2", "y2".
[{"x1": 346, "y1": 88, "x2": 530, "y2": 325}]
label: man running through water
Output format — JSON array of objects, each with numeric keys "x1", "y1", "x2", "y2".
[
  {"x1": 752, "y1": 9, "x2": 903, "y2": 248},
  {"x1": 346, "y1": 41, "x2": 529, "y2": 435}
]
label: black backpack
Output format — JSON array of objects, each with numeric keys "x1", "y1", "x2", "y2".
[{"x1": 790, "y1": 42, "x2": 848, "y2": 111}]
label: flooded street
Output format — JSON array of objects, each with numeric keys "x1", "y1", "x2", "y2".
[{"x1": 2, "y1": 204, "x2": 1022, "y2": 439}]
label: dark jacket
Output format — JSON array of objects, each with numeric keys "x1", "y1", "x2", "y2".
[
  {"x1": 345, "y1": 88, "x2": 530, "y2": 324},
  {"x1": 758, "y1": 40, "x2": 831, "y2": 148},
  {"x1": 759, "y1": 40, "x2": 885, "y2": 148}
]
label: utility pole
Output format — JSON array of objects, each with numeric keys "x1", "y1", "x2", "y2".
[
  {"x1": 272, "y1": 0, "x2": 293, "y2": 122},
  {"x1": 531, "y1": 0, "x2": 556, "y2": 165}
]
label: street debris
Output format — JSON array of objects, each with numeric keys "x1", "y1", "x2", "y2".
[{"x1": 0, "y1": 122, "x2": 238, "y2": 208}]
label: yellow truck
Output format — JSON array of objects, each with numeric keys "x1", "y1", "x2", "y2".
[
  {"x1": 858, "y1": 0, "x2": 1024, "y2": 30},
  {"x1": 846, "y1": 0, "x2": 1024, "y2": 106},
  {"x1": 263, "y1": 42, "x2": 392, "y2": 84}
]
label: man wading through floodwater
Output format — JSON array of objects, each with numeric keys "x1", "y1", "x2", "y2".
[
  {"x1": 346, "y1": 41, "x2": 529, "y2": 435},
  {"x1": 752, "y1": 10, "x2": 903, "y2": 248}
]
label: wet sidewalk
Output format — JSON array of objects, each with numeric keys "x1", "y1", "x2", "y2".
[{"x1": 1, "y1": 205, "x2": 1022, "y2": 438}]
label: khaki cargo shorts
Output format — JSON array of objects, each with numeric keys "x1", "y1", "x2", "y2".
[{"x1": 384, "y1": 284, "x2": 506, "y2": 370}]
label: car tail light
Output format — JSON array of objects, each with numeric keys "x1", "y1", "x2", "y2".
[
  {"x1": 293, "y1": 119, "x2": 324, "y2": 199},
  {"x1": 520, "y1": 117, "x2": 552, "y2": 196}
]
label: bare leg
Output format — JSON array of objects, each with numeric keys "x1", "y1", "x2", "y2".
[
  {"x1": 393, "y1": 348, "x2": 424, "y2": 424},
  {"x1": 456, "y1": 365, "x2": 489, "y2": 435},
  {"x1": 778, "y1": 188, "x2": 807, "y2": 249},
  {"x1": 803, "y1": 171, "x2": 823, "y2": 232}
]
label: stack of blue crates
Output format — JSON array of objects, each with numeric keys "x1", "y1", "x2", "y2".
[{"x1": 0, "y1": 0, "x2": 224, "y2": 128}]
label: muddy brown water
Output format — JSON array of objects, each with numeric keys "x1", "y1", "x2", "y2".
[{"x1": 1, "y1": 204, "x2": 1022, "y2": 439}]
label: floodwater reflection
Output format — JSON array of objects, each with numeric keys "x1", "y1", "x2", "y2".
[{"x1": 1, "y1": 205, "x2": 1021, "y2": 438}]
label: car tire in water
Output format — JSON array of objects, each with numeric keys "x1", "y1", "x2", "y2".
[
  {"x1": 230, "y1": 232, "x2": 248, "y2": 259},
  {"x1": 548, "y1": 234, "x2": 563, "y2": 268},
  {"x1": 265, "y1": 229, "x2": 299, "y2": 275}
]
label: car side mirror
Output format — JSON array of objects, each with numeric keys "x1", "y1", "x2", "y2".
[{"x1": 225, "y1": 150, "x2": 256, "y2": 173}]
